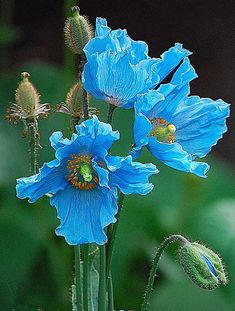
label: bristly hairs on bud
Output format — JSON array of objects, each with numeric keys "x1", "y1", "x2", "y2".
[
  {"x1": 55, "y1": 81, "x2": 99, "y2": 132},
  {"x1": 179, "y1": 241, "x2": 227, "y2": 290},
  {"x1": 64, "y1": 6, "x2": 93, "y2": 55},
  {"x1": 6, "y1": 72, "x2": 50, "y2": 124},
  {"x1": 6, "y1": 72, "x2": 50, "y2": 174}
]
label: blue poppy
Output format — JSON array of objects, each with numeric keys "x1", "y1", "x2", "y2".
[
  {"x1": 132, "y1": 58, "x2": 230, "y2": 177},
  {"x1": 16, "y1": 116, "x2": 157, "y2": 245},
  {"x1": 82, "y1": 17, "x2": 191, "y2": 108}
]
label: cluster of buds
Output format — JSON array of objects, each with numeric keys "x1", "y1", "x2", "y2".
[
  {"x1": 6, "y1": 72, "x2": 50, "y2": 126},
  {"x1": 179, "y1": 240, "x2": 227, "y2": 290}
]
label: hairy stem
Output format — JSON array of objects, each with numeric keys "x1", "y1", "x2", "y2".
[
  {"x1": 141, "y1": 234, "x2": 189, "y2": 311},
  {"x1": 27, "y1": 119, "x2": 40, "y2": 175}
]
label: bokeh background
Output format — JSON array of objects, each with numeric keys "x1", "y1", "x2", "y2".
[{"x1": 0, "y1": 0, "x2": 235, "y2": 310}]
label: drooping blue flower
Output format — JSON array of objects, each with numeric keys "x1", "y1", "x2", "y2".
[
  {"x1": 132, "y1": 57, "x2": 230, "y2": 177},
  {"x1": 16, "y1": 116, "x2": 157, "y2": 245},
  {"x1": 82, "y1": 17, "x2": 191, "y2": 109}
]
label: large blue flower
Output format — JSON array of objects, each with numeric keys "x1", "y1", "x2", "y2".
[
  {"x1": 16, "y1": 116, "x2": 157, "y2": 245},
  {"x1": 132, "y1": 58, "x2": 230, "y2": 177},
  {"x1": 82, "y1": 17, "x2": 191, "y2": 108}
]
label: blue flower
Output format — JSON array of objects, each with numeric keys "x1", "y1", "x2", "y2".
[
  {"x1": 132, "y1": 58, "x2": 230, "y2": 177},
  {"x1": 82, "y1": 17, "x2": 191, "y2": 108},
  {"x1": 16, "y1": 116, "x2": 157, "y2": 245}
]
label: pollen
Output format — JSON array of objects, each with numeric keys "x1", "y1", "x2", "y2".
[
  {"x1": 149, "y1": 117, "x2": 176, "y2": 143},
  {"x1": 67, "y1": 154, "x2": 99, "y2": 190}
]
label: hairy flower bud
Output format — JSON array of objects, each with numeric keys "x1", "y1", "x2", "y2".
[
  {"x1": 56, "y1": 81, "x2": 98, "y2": 119},
  {"x1": 6, "y1": 72, "x2": 50, "y2": 123},
  {"x1": 64, "y1": 6, "x2": 93, "y2": 55},
  {"x1": 179, "y1": 242, "x2": 227, "y2": 290}
]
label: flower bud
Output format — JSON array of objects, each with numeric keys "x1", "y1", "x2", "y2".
[
  {"x1": 15, "y1": 72, "x2": 40, "y2": 115},
  {"x1": 56, "y1": 81, "x2": 98, "y2": 119},
  {"x1": 64, "y1": 6, "x2": 93, "y2": 55},
  {"x1": 179, "y1": 242, "x2": 227, "y2": 290},
  {"x1": 6, "y1": 72, "x2": 50, "y2": 123}
]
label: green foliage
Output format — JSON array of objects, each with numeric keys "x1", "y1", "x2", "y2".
[{"x1": 1, "y1": 62, "x2": 235, "y2": 310}]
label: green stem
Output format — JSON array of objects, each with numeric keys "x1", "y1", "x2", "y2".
[
  {"x1": 107, "y1": 104, "x2": 116, "y2": 125},
  {"x1": 106, "y1": 192, "x2": 125, "y2": 275},
  {"x1": 141, "y1": 234, "x2": 188, "y2": 311},
  {"x1": 75, "y1": 246, "x2": 84, "y2": 311},
  {"x1": 83, "y1": 244, "x2": 89, "y2": 311},
  {"x1": 27, "y1": 119, "x2": 39, "y2": 175},
  {"x1": 82, "y1": 89, "x2": 89, "y2": 120},
  {"x1": 98, "y1": 245, "x2": 106, "y2": 311},
  {"x1": 107, "y1": 270, "x2": 114, "y2": 311}
]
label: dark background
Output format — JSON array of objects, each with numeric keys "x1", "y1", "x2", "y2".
[{"x1": 0, "y1": 1, "x2": 235, "y2": 311}]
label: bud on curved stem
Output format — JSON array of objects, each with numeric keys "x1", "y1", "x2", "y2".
[
  {"x1": 141, "y1": 234, "x2": 188, "y2": 311},
  {"x1": 179, "y1": 242, "x2": 227, "y2": 290},
  {"x1": 141, "y1": 235, "x2": 227, "y2": 311}
]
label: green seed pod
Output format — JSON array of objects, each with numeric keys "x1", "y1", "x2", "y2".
[
  {"x1": 15, "y1": 72, "x2": 40, "y2": 116},
  {"x1": 64, "y1": 6, "x2": 93, "y2": 55},
  {"x1": 179, "y1": 242, "x2": 227, "y2": 290}
]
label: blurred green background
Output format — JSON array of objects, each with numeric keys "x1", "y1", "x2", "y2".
[{"x1": 0, "y1": 0, "x2": 235, "y2": 310}]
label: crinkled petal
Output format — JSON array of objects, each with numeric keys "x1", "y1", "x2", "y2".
[
  {"x1": 133, "y1": 112, "x2": 152, "y2": 146},
  {"x1": 55, "y1": 116, "x2": 119, "y2": 160},
  {"x1": 16, "y1": 159, "x2": 68, "y2": 203},
  {"x1": 148, "y1": 57, "x2": 197, "y2": 120},
  {"x1": 83, "y1": 50, "x2": 149, "y2": 108},
  {"x1": 92, "y1": 158, "x2": 109, "y2": 187},
  {"x1": 84, "y1": 17, "x2": 149, "y2": 65},
  {"x1": 156, "y1": 43, "x2": 192, "y2": 84},
  {"x1": 50, "y1": 131, "x2": 78, "y2": 150},
  {"x1": 106, "y1": 155, "x2": 158, "y2": 195},
  {"x1": 147, "y1": 137, "x2": 209, "y2": 177},
  {"x1": 51, "y1": 185, "x2": 118, "y2": 245},
  {"x1": 173, "y1": 96, "x2": 230, "y2": 158}
]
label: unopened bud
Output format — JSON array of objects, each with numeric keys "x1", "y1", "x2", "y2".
[
  {"x1": 64, "y1": 6, "x2": 93, "y2": 55},
  {"x1": 56, "y1": 81, "x2": 99, "y2": 118},
  {"x1": 6, "y1": 72, "x2": 50, "y2": 123},
  {"x1": 16, "y1": 72, "x2": 40, "y2": 116},
  {"x1": 179, "y1": 242, "x2": 227, "y2": 290}
]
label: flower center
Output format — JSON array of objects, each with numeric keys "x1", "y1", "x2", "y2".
[
  {"x1": 67, "y1": 154, "x2": 99, "y2": 190},
  {"x1": 149, "y1": 117, "x2": 176, "y2": 143}
]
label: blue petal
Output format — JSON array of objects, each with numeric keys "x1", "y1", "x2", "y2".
[
  {"x1": 92, "y1": 158, "x2": 109, "y2": 187},
  {"x1": 83, "y1": 50, "x2": 149, "y2": 108},
  {"x1": 106, "y1": 155, "x2": 158, "y2": 195},
  {"x1": 95, "y1": 17, "x2": 110, "y2": 37},
  {"x1": 55, "y1": 116, "x2": 119, "y2": 160},
  {"x1": 133, "y1": 112, "x2": 152, "y2": 146},
  {"x1": 148, "y1": 57, "x2": 197, "y2": 120},
  {"x1": 147, "y1": 137, "x2": 209, "y2": 177},
  {"x1": 156, "y1": 43, "x2": 192, "y2": 84},
  {"x1": 172, "y1": 96, "x2": 230, "y2": 158},
  {"x1": 84, "y1": 17, "x2": 149, "y2": 64},
  {"x1": 50, "y1": 131, "x2": 78, "y2": 150},
  {"x1": 51, "y1": 185, "x2": 118, "y2": 245},
  {"x1": 16, "y1": 159, "x2": 68, "y2": 203},
  {"x1": 200, "y1": 252, "x2": 218, "y2": 278}
]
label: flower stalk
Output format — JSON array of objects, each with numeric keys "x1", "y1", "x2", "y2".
[{"x1": 141, "y1": 234, "x2": 189, "y2": 311}]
